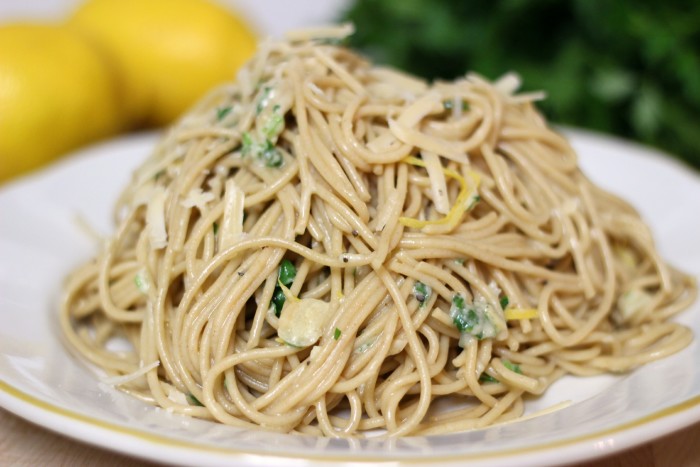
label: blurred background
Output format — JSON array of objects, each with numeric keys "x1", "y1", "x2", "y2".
[{"x1": 1, "y1": 0, "x2": 697, "y2": 184}]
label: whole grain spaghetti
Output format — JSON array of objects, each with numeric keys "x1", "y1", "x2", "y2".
[{"x1": 60, "y1": 25, "x2": 697, "y2": 437}]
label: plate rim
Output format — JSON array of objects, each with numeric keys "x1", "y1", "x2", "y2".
[{"x1": 3, "y1": 376, "x2": 700, "y2": 466}]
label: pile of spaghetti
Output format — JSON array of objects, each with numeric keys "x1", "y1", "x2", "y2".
[{"x1": 60, "y1": 25, "x2": 697, "y2": 437}]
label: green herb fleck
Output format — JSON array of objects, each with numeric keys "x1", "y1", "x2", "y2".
[
  {"x1": 241, "y1": 132, "x2": 254, "y2": 156},
  {"x1": 479, "y1": 373, "x2": 499, "y2": 384},
  {"x1": 261, "y1": 140, "x2": 283, "y2": 167},
  {"x1": 333, "y1": 328, "x2": 342, "y2": 340},
  {"x1": 216, "y1": 106, "x2": 232, "y2": 121},
  {"x1": 413, "y1": 281, "x2": 432, "y2": 307},
  {"x1": 453, "y1": 307, "x2": 479, "y2": 333},
  {"x1": 212, "y1": 222, "x2": 219, "y2": 235},
  {"x1": 450, "y1": 293, "x2": 497, "y2": 342},
  {"x1": 500, "y1": 295, "x2": 509, "y2": 310},
  {"x1": 240, "y1": 133, "x2": 283, "y2": 168},
  {"x1": 443, "y1": 99, "x2": 469, "y2": 111},
  {"x1": 134, "y1": 273, "x2": 149, "y2": 294},
  {"x1": 262, "y1": 112, "x2": 284, "y2": 140},
  {"x1": 271, "y1": 287, "x2": 286, "y2": 317},
  {"x1": 272, "y1": 259, "x2": 297, "y2": 317},
  {"x1": 467, "y1": 195, "x2": 481, "y2": 210},
  {"x1": 278, "y1": 259, "x2": 296, "y2": 286},
  {"x1": 186, "y1": 392, "x2": 204, "y2": 407},
  {"x1": 502, "y1": 360, "x2": 522, "y2": 374},
  {"x1": 256, "y1": 86, "x2": 272, "y2": 115}
]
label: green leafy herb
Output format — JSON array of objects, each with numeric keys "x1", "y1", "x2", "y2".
[
  {"x1": 467, "y1": 195, "x2": 481, "y2": 210},
  {"x1": 502, "y1": 359, "x2": 522, "y2": 374},
  {"x1": 453, "y1": 308, "x2": 479, "y2": 333},
  {"x1": 442, "y1": 99, "x2": 469, "y2": 111},
  {"x1": 216, "y1": 106, "x2": 232, "y2": 121},
  {"x1": 241, "y1": 132, "x2": 254, "y2": 156},
  {"x1": 261, "y1": 140, "x2": 283, "y2": 167},
  {"x1": 262, "y1": 112, "x2": 284, "y2": 140},
  {"x1": 271, "y1": 287, "x2": 286, "y2": 317},
  {"x1": 451, "y1": 294, "x2": 478, "y2": 332},
  {"x1": 450, "y1": 293, "x2": 497, "y2": 343},
  {"x1": 278, "y1": 259, "x2": 296, "y2": 285},
  {"x1": 256, "y1": 86, "x2": 272, "y2": 115},
  {"x1": 186, "y1": 392, "x2": 204, "y2": 407},
  {"x1": 212, "y1": 222, "x2": 219, "y2": 235},
  {"x1": 413, "y1": 281, "x2": 432, "y2": 307},
  {"x1": 500, "y1": 295, "x2": 509, "y2": 310},
  {"x1": 478, "y1": 361, "x2": 521, "y2": 384},
  {"x1": 334, "y1": 327, "x2": 342, "y2": 340},
  {"x1": 134, "y1": 272, "x2": 149, "y2": 294},
  {"x1": 240, "y1": 132, "x2": 283, "y2": 168},
  {"x1": 272, "y1": 259, "x2": 297, "y2": 317},
  {"x1": 479, "y1": 372, "x2": 499, "y2": 384}
]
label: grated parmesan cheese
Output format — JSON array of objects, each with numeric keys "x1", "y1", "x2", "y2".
[
  {"x1": 220, "y1": 180, "x2": 245, "y2": 250},
  {"x1": 146, "y1": 186, "x2": 168, "y2": 249},
  {"x1": 181, "y1": 187, "x2": 215, "y2": 211},
  {"x1": 101, "y1": 360, "x2": 160, "y2": 386}
]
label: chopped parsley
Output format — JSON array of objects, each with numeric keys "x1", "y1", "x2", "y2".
[
  {"x1": 261, "y1": 111, "x2": 284, "y2": 140},
  {"x1": 256, "y1": 86, "x2": 272, "y2": 115},
  {"x1": 478, "y1": 360, "x2": 521, "y2": 384},
  {"x1": 450, "y1": 293, "x2": 498, "y2": 344},
  {"x1": 467, "y1": 195, "x2": 481, "y2": 210},
  {"x1": 278, "y1": 259, "x2": 296, "y2": 285},
  {"x1": 241, "y1": 132, "x2": 254, "y2": 155},
  {"x1": 502, "y1": 359, "x2": 522, "y2": 374},
  {"x1": 413, "y1": 281, "x2": 431, "y2": 307},
  {"x1": 212, "y1": 222, "x2": 219, "y2": 235},
  {"x1": 333, "y1": 328, "x2": 342, "y2": 340},
  {"x1": 479, "y1": 372, "x2": 499, "y2": 384},
  {"x1": 216, "y1": 106, "x2": 232, "y2": 121},
  {"x1": 261, "y1": 140, "x2": 283, "y2": 167},
  {"x1": 452, "y1": 306, "x2": 479, "y2": 333},
  {"x1": 442, "y1": 99, "x2": 470, "y2": 111},
  {"x1": 241, "y1": 132, "x2": 284, "y2": 168},
  {"x1": 186, "y1": 392, "x2": 204, "y2": 407},
  {"x1": 271, "y1": 287, "x2": 287, "y2": 317},
  {"x1": 500, "y1": 295, "x2": 509, "y2": 310},
  {"x1": 134, "y1": 271, "x2": 150, "y2": 294},
  {"x1": 272, "y1": 259, "x2": 297, "y2": 317}
]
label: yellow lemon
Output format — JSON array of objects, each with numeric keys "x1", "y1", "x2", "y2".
[
  {"x1": 0, "y1": 23, "x2": 123, "y2": 183},
  {"x1": 69, "y1": 0, "x2": 258, "y2": 127}
]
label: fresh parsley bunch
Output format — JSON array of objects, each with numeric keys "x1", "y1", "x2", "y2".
[{"x1": 343, "y1": 0, "x2": 700, "y2": 168}]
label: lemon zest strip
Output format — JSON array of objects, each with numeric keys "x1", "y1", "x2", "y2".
[
  {"x1": 398, "y1": 156, "x2": 480, "y2": 229},
  {"x1": 504, "y1": 308, "x2": 539, "y2": 320}
]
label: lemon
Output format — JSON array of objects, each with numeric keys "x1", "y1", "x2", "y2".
[
  {"x1": 0, "y1": 23, "x2": 123, "y2": 183},
  {"x1": 69, "y1": 0, "x2": 258, "y2": 127}
]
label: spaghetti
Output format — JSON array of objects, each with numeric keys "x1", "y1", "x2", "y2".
[{"x1": 60, "y1": 26, "x2": 697, "y2": 437}]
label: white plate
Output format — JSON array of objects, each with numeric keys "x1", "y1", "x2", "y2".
[{"x1": 0, "y1": 129, "x2": 699, "y2": 467}]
